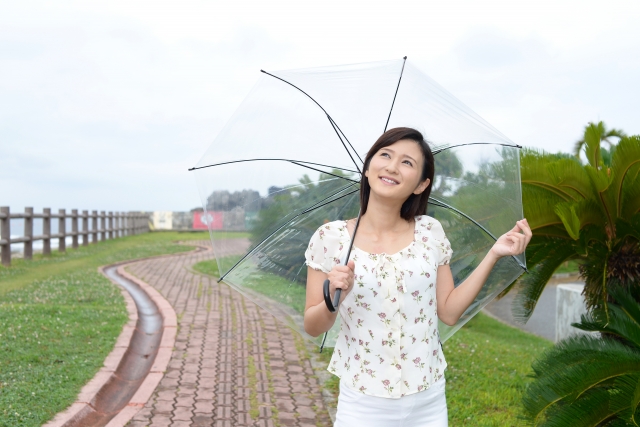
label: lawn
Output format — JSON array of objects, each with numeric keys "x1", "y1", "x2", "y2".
[
  {"x1": 0, "y1": 231, "x2": 209, "y2": 427},
  {"x1": 193, "y1": 256, "x2": 552, "y2": 426},
  {"x1": 192, "y1": 257, "x2": 308, "y2": 315},
  {"x1": 554, "y1": 260, "x2": 580, "y2": 274}
]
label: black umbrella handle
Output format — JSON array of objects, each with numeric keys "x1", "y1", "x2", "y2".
[
  {"x1": 323, "y1": 279, "x2": 341, "y2": 312},
  {"x1": 321, "y1": 213, "x2": 362, "y2": 314}
]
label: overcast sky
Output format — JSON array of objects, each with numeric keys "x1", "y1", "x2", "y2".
[{"x1": 2, "y1": 0, "x2": 639, "y2": 212}]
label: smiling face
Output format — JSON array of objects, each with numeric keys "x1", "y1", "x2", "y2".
[{"x1": 365, "y1": 139, "x2": 431, "y2": 202}]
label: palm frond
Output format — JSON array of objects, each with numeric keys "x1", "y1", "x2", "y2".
[
  {"x1": 611, "y1": 136, "x2": 640, "y2": 218},
  {"x1": 547, "y1": 158, "x2": 592, "y2": 200},
  {"x1": 534, "y1": 387, "x2": 614, "y2": 427},
  {"x1": 584, "y1": 122, "x2": 605, "y2": 170},
  {"x1": 609, "y1": 373, "x2": 640, "y2": 424},
  {"x1": 585, "y1": 164, "x2": 617, "y2": 230},
  {"x1": 525, "y1": 236, "x2": 575, "y2": 267},
  {"x1": 574, "y1": 138, "x2": 586, "y2": 158},
  {"x1": 524, "y1": 190, "x2": 568, "y2": 232},
  {"x1": 616, "y1": 215, "x2": 640, "y2": 244},
  {"x1": 576, "y1": 304, "x2": 640, "y2": 349},
  {"x1": 577, "y1": 224, "x2": 609, "y2": 255},
  {"x1": 529, "y1": 334, "x2": 640, "y2": 379},
  {"x1": 622, "y1": 172, "x2": 640, "y2": 220},
  {"x1": 554, "y1": 202, "x2": 581, "y2": 240},
  {"x1": 522, "y1": 150, "x2": 578, "y2": 202},
  {"x1": 524, "y1": 335, "x2": 640, "y2": 422}
]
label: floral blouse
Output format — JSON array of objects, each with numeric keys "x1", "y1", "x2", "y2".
[{"x1": 305, "y1": 215, "x2": 453, "y2": 399}]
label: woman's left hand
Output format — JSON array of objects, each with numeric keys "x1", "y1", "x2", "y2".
[{"x1": 490, "y1": 219, "x2": 532, "y2": 258}]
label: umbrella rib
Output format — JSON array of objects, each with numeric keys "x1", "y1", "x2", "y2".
[
  {"x1": 189, "y1": 158, "x2": 359, "y2": 177},
  {"x1": 327, "y1": 115, "x2": 364, "y2": 165},
  {"x1": 218, "y1": 184, "x2": 360, "y2": 282},
  {"x1": 301, "y1": 187, "x2": 359, "y2": 215},
  {"x1": 325, "y1": 116, "x2": 362, "y2": 172},
  {"x1": 260, "y1": 69, "x2": 363, "y2": 172},
  {"x1": 288, "y1": 161, "x2": 358, "y2": 183},
  {"x1": 429, "y1": 197, "x2": 527, "y2": 271},
  {"x1": 384, "y1": 56, "x2": 407, "y2": 133},
  {"x1": 432, "y1": 141, "x2": 522, "y2": 154}
]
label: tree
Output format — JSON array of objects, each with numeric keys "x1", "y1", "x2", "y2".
[
  {"x1": 522, "y1": 286, "x2": 640, "y2": 426},
  {"x1": 248, "y1": 169, "x2": 358, "y2": 283},
  {"x1": 511, "y1": 122, "x2": 640, "y2": 322}
]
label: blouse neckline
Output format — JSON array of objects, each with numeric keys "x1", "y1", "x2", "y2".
[{"x1": 342, "y1": 217, "x2": 418, "y2": 258}]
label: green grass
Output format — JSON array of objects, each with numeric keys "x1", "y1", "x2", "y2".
[
  {"x1": 442, "y1": 313, "x2": 551, "y2": 425},
  {"x1": 192, "y1": 257, "x2": 307, "y2": 314},
  {"x1": 554, "y1": 260, "x2": 580, "y2": 274},
  {"x1": 0, "y1": 231, "x2": 207, "y2": 427}
]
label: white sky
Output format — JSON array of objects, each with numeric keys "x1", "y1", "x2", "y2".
[{"x1": 2, "y1": 0, "x2": 639, "y2": 212}]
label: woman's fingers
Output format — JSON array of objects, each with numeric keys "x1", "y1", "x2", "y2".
[
  {"x1": 346, "y1": 260, "x2": 355, "y2": 271},
  {"x1": 329, "y1": 263, "x2": 355, "y2": 295}
]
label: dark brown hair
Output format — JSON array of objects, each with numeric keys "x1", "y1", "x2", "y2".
[{"x1": 360, "y1": 127, "x2": 435, "y2": 220}]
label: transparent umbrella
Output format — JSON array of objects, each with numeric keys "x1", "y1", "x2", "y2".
[{"x1": 190, "y1": 57, "x2": 526, "y2": 349}]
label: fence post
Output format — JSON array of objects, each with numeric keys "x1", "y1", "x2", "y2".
[
  {"x1": 125, "y1": 213, "x2": 130, "y2": 236},
  {"x1": 108, "y1": 211, "x2": 113, "y2": 240},
  {"x1": 82, "y1": 210, "x2": 88, "y2": 246},
  {"x1": 100, "y1": 211, "x2": 106, "y2": 241},
  {"x1": 92, "y1": 210, "x2": 98, "y2": 243},
  {"x1": 1, "y1": 206, "x2": 10, "y2": 266},
  {"x1": 71, "y1": 209, "x2": 79, "y2": 249},
  {"x1": 24, "y1": 207, "x2": 33, "y2": 260},
  {"x1": 43, "y1": 208, "x2": 51, "y2": 256},
  {"x1": 117, "y1": 212, "x2": 122, "y2": 238},
  {"x1": 58, "y1": 209, "x2": 66, "y2": 253}
]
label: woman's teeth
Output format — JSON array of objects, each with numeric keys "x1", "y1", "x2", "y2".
[{"x1": 381, "y1": 177, "x2": 398, "y2": 184}]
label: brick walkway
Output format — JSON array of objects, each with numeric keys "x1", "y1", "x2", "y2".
[{"x1": 123, "y1": 240, "x2": 332, "y2": 427}]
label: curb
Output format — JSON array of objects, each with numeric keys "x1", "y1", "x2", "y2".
[{"x1": 43, "y1": 262, "x2": 178, "y2": 427}]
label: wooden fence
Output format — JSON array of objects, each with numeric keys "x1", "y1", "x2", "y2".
[{"x1": 0, "y1": 207, "x2": 149, "y2": 267}]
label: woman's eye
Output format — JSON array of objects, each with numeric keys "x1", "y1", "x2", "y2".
[
  {"x1": 381, "y1": 152, "x2": 390, "y2": 158},
  {"x1": 403, "y1": 160, "x2": 413, "y2": 166}
]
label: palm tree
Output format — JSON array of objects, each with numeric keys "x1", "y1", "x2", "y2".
[
  {"x1": 573, "y1": 121, "x2": 625, "y2": 159},
  {"x1": 509, "y1": 122, "x2": 640, "y2": 322},
  {"x1": 522, "y1": 286, "x2": 640, "y2": 426}
]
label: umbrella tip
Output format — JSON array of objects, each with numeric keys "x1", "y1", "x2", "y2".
[
  {"x1": 260, "y1": 69, "x2": 266, "y2": 73},
  {"x1": 188, "y1": 167, "x2": 195, "y2": 171},
  {"x1": 403, "y1": 56, "x2": 407, "y2": 59}
]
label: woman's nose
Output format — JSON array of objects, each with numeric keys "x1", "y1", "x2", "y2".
[{"x1": 385, "y1": 160, "x2": 399, "y2": 174}]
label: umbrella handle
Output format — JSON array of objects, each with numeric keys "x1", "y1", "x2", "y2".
[
  {"x1": 322, "y1": 213, "x2": 361, "y2": 314},
  {"x1": 323, "y1": 279, "x2": 341, "y2": 312}
]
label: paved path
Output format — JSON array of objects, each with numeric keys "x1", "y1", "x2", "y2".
[
  {"x1": 123, "y1": 240, "x2": 331, "y2": 427},
  {"x1": 483, "y1": 274, "x2": 584, "y2": 342}
]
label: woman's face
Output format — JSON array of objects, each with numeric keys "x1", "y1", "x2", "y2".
[{"x1": 365, "y1": 139, "x2": 431, "y2": 202}]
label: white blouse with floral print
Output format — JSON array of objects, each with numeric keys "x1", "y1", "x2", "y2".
[{"x1": 305, "y1": 215, "x2": 453, "y2": 399}]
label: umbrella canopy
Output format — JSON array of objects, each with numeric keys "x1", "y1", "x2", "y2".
[{"x1": 192, "y1": 58, "x2": 525, "y2": 348}]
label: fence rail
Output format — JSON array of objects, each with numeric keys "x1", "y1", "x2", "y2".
[{"x1": 0, "y1": 207, "x2": 149, "y2": 266}]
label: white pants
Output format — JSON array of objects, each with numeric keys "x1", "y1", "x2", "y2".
[{"x1": 334, "y1": 378, "x2": 448, "y2": 427}]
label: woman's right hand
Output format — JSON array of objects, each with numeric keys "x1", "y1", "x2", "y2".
[{"x1": 327, "y1": 260, "x2": 356, "y2": 300}]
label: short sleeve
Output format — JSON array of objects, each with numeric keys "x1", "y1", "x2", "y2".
[
  {"x1": 429, "y1": 218, "x2": 453, "y2": 266},
  {"x1": 304, "y1": 225, "x2": 333, "y2": 273}
]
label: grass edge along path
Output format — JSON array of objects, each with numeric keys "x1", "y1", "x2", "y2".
[
  {"x1": 193, "y1": 257, "x2": 552, "y2": 426},
  {"x1": 0, "y1": 231, "x2": 216, "y2": 427}
]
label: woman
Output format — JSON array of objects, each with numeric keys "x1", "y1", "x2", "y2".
[{"x1": 303, "y1": 127, "x2": 531, "y2": 426}]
